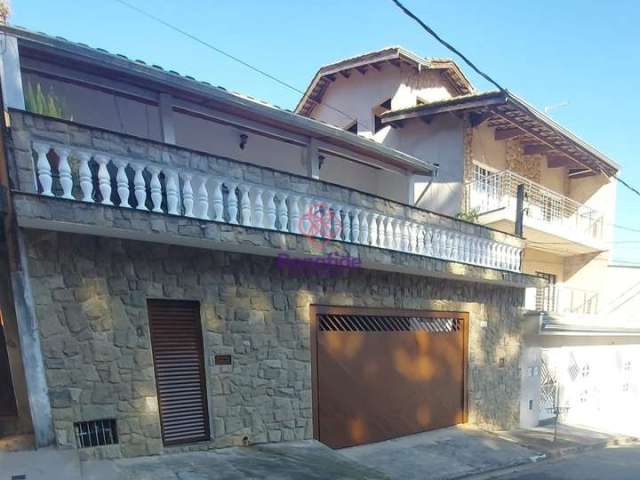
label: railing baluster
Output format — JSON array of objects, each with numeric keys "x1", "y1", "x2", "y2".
[
  {"x1": 211, "y1": 179, "x2": 224, "y2": 221},
  {"x1": 115, "y1": 159, "x2": 130, "y2": 208},
  {"x1": 342, "y1": 206, "x2": 352, "y2": 242},
  {"x1": 264, "y1": 190, "x2": 276, "y2": 230},
  {"x1": 424, "y1": 227, "x2": 433, "y2": 256},
  {"x1": 196, "y1": 175, "x2": 209, "y2": 220},
  {"x1": 58, "y1": 148, "x2": 73, "y2": 199},
  {"x1": 289, "y1": 195, "x2": 300, "y2": 234},
  {"x1": 95, "y1": 155, "x2": 113, "y2": 206},
  {"x1": 148, "y1": 166, "x2": 162, "y2": 213},
  {"x1": 352, "y1": 209, "x2": 361, "y2": 244},
  {"x1": 277, "y1": 193, "x2": 289, "y2": 232},
  {"x1": 370, "y1": 213, "x2": 379, "y2": 247},
  {"x1": 252, "y1": 187, "x2": 264, "y2": 228},
  {"x1": 34, "y1": 143, "x2": 53, "y2": 196},
  {"x1": 165, "y1": 170, "x2": 179, "y2": 215},
  {"x1": 239, "y1": 184, "x2": 251, "y2": 226},
  {"x1": 227, "y1": 182, "x2": 239, "y2": 224},
  {"x1": 182, "y1": 173, "x2": 194, "y2": 217},
  {"x1": 78, "y1": 152, "x2": 94, "y2": 203},
  {"x1": 359, "y1": 211, "x2": 369, "y2": 244}
]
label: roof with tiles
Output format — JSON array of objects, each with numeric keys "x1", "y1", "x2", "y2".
[
  {"x1": 295, "y1": 46, "x2": 475, "y2": 117},
  {"x1": 2, "y1": 24, "x2": 435, "y2": 174}
]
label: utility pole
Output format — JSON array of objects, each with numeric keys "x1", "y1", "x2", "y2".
[{"x1": 515, "y1": 184, "x2": 525, "y2": 237}]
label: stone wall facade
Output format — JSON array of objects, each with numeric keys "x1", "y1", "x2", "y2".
[{"x1": 26, "y1": 229, "x2": 525, "y2": 458}]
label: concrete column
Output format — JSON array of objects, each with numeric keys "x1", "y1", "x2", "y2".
[
  {"x1": 306, "y1": 138, "x2": 319, "y2": 180},
  {"x1": 159, "y1": 93, "x2": 176, "y2": 144},
  {"x1": 11, "y1": 230, "x2": 54, "y2": 446},
  {"x1": 0, "y1": 33, "x2": 25, "y2": 110}
]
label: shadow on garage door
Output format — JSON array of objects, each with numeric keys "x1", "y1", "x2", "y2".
[{"x1": 311, "y1": 305, "x2": 468, "y2": 449}]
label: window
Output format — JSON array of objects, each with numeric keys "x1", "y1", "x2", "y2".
[
  {"x1": 345, "y1": 121, "x2": 358, "y2": 134},
  {"x1": 74, "y1": 419, "x2": 118, "y2": 448}
]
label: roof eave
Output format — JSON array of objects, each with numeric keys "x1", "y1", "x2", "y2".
[{"x1": 3, "y1": 25, "x2": 435, "y2": 175}]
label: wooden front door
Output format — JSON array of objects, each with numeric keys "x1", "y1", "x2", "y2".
[{"x1": 148, "y1": 300, "x2": 210, "y2": 445}]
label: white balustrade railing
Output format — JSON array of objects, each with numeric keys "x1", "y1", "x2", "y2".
[
  {"x1": 31, "y1": 141, "x2": 523, "y2": 272},
  {"x1": 465, "y1": 169, "x2": 604, "y2": 242}
]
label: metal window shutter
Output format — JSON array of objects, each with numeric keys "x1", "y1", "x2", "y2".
[{"x1": 148, "y1": 300, "x2": 210, "y2": 445}]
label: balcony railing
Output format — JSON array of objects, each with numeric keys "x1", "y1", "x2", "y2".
[
  {"x1": 30, "y1": 140, "x2": 523, "y2": 272},
  {"x1": 525, "y1": 284, "x2": 599, "y2": 315},
  {"x1": 465, "y1": 170, "x2": 604, "y2": 242}
]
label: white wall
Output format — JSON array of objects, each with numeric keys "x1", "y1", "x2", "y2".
[
  {"x1": 312, "y1": 64, "x2": 455, "y2": 136},
  {"x1": 173, "y1": 111, "x2": 308, "y2": 176},
  {"x1": 604, "y1": 265, "x2": 640, "y2": 325},
  {"x1": 390, "y1": 115, "x2": 465, "y2": 216}
]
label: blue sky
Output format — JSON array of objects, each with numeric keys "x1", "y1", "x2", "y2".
[{"x1": 13, "y1": 0, "x2": 640, "y2": 263}]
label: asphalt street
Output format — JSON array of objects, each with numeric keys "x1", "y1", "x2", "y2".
[{"x1": 494, "y1": 445, "x2": 640, "y2": 480}]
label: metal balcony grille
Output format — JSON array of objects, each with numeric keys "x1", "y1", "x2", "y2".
[
  {"x1": 74, "y1": 419, "x2": 118, "y2": 448},
  {"x1": 465, "y1": 169, "x2": 604, "y2": 241},
  {"x1": 318, "y1": 314, "x2": 461, "y2": 332}
]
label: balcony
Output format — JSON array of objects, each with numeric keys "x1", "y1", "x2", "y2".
[
  {"x1": 525, "y1": 284, "x2": 599, "y2": 316},
  {"x1": 465, "y1": 170, "x2": 606, "y2": 255},
  {"x1": 8, "y1": 111, "x2": 537, "y2": 289}
]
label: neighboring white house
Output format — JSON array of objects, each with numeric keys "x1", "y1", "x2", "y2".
[{"x1": 296, "y1": 46, "x2": 640, "y2": 434}]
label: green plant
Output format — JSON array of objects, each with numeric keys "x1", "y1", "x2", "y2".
[
  {"x1": 24, "y1": 81, "x2": 69, "y2": 120},
  {"x1": 456, "y1": 208, "x2": 480, "y2": 223}
]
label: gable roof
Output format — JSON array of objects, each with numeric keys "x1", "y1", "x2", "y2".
[
  {"x1": 380, "y1": 91, "x2": 619, "y2": 176},
  {"x1": 2, "y1": 25, "x2": 435, "y2": 175},
  {"x1": 295, "y1": 46, "x2": 475, "y2": 117}
]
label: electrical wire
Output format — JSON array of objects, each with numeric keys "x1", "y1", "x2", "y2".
[
  {"x1": 111, "y1": 0, "x2": 364, "y2": 128},
  {"x1": 389, "y1": 0, "x2": 504, "y2": 92},
  {"x1": 389, "y1": 0, "x2": 640, "y2": 211}
]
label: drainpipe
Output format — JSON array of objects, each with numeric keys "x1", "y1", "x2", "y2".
[{"x1": 515, "y1": 183, "x2": 525, "y2": 237}]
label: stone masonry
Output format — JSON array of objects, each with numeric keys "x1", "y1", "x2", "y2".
[{"x1": 26, "y1": 229, "x2": 525, "y2": 459}]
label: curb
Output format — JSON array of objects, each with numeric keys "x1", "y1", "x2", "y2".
[{"x1": 460, "y1": 434, "x2": 640, "y2": 480}]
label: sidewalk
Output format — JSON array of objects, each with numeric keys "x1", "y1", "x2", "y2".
[
  {"x1": 0, "y1": 446, "x2": 82, "y2": 480},
  {"x1": 1, "y1": 424, "x2": 636, "y2": 480},
  {"x1": 489, "y1": 423, "x2": 640, "y2": 460},
  {"x1": 339, "y1": 426, "x2": 540, "y2": 480}
]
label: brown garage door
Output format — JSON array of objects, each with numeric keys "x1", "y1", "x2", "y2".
[
  {"x1": 148, "y1": 300, "x2": 210, "y2": 446},
  {"x1": 312, "y1": 307, "x2": 467, "y2": 449}
]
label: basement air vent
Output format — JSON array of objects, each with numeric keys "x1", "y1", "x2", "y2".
[
  {"x1": 74, "y1": 419, "x2": 119, "y2": 448},
  {"x1": 318, "y1": 314, "x2": 461, "y2": 333}
]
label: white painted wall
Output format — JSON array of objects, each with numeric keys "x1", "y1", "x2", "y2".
[
  {"x1": 541, "y1": 345, "x2": 640, "y2": 436},
  {"x1": 173, "y1": 111, "x2": 308, "y2": 176},
  {"x1": 312, "y1": 64, "x2": 455, "y2": 136},
  {"x1": 387, "y1": 115, "x2": 465, "y2": 216},
  {"x1": 604, "y1": 265, "x2": 640, "y2": 325}
]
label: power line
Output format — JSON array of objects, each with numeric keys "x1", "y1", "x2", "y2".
[
  {"x1": 389, "y1": 0, "x2": 640, "y2": 212},
  {"x1": 111, "y1": 0, "x2": 362, "y2": 127},
  {"x1": 389, "y1": 0, "x2": 504, "y2": 92},
  {"x1": 614, "y1": 175, "x2": 640, "y2": 200}
]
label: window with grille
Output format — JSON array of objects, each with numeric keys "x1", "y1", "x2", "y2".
[
  {"x1": 74, "y1": 419, "x2": 118, "y2": 448},
  {"x1": 318, "y1": 314, "x2": 461, "y2": 333}
]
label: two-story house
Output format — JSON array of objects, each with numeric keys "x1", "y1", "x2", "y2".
[
  {"x1": 0, "y1": 26, "x2": 541, "y2": 457},
  {"x1": 296, "y1": 46, "x2": 640, "y2": 435}
]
